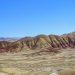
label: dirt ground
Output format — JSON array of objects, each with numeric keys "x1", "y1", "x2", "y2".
[{"x1": 0, "y1": 48, "x2": 75, "y2": 75}]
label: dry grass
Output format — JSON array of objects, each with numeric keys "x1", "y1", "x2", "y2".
[
  {"x1": 58, "y1": 69, "x2": 75, "y2": 75},
  {"x1": 0, "y1": 48, "x2": 75, "y2": 75}
]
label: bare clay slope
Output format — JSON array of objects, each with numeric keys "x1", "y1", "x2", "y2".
[
  {"x1": 0, "y1": 32, "x2": 75, "y2": 52},
  {"x1": 0, "y1": 41, "x2": 11, "y2": 52},
  {"x1": 6, "y1": 32, "x2": 75, "y2": 52}
]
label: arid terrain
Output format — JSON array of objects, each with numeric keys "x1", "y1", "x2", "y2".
[
  {"x1": 0, "y1": 48, "x2": 75, "y2": 75},
  {"x1": 0, "y1": 32, "x2": 75, "y2": 75}
]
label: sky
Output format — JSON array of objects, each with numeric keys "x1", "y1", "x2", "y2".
[{"x1": 0, "y1": 0, "x2": 75, "y2": 37}]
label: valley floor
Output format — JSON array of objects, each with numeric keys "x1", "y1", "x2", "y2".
[{"x1": 0, "y1": 48, "x2": 75, "y2": 75}]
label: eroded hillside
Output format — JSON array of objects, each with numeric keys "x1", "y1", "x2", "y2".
[{"x1": 0, "y1": 32, "x2": 75, "y2": 52}]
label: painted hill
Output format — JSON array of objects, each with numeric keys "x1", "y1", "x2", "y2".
[
  {"x1": 0, "y1": 32, "x2": 75, "y2": 53},
  {"x1": 0, "y1": 41, "x2": 11, "y2": 52}
]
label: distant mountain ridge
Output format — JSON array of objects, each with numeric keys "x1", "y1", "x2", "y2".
[
  {"x1": 0, "y1": 37, "x2": 19, "y2": 42},
  {"x1": 0, "y1": 32, "x2": 75, "y2": 53}
]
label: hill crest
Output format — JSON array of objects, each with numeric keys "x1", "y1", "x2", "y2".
[{"x1": 0, "y1": 32, "x2": 75, "y2": 53}]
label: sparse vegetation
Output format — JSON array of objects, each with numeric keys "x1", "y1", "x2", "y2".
[{"x1": 0, "y1": 48, "x2": 75, "y2": 75}]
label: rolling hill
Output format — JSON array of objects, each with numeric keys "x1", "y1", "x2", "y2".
[{"x1": 0, "y1": 32, "x2": 75, "y2": 53}]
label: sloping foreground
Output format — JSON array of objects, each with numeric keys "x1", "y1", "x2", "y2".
[{"x1": 0, "y1": 48, "x2": 75, "y2": 75}]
